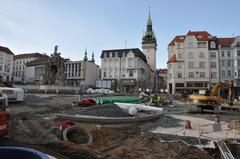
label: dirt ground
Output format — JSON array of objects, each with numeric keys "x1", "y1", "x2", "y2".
[{"x1": 1, "y1": 94, "x2": 240, "y2": 159}]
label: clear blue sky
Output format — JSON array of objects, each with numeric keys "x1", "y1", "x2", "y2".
[{"x1": 0, "y1": 0, "x2": 239, "y2": 68}]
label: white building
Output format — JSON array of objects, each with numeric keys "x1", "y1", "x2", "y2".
[
  {"x1": 65, "y1": 58, "x2": 99, "y2": 87},
  {"x1": 0, "y1": 46, "x2": 14, "y2": 82},
  {"x1": 167, "y1": 31, "x2": 219, "y2": 94},
  {"x1": 219, "y1": 37, "x2": 240, "y2": 97},
  {"x1": 100, "y1": 48, "x2": 147, "y2": 93},
  {"x1": 13, "y1": 53, "x2": 47, "y2": 82},
  {"x1": 25, "y1": 56, "x2": 49, "y2": 83}
]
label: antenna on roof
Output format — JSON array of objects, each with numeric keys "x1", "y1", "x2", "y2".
[{"x1": 124, "y1": 40, "x2": 127, "y2": 49}]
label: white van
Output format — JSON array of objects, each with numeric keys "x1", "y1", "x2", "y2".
[{"x1": 0, "y1": 87, "x2": 24, "y2": 102}]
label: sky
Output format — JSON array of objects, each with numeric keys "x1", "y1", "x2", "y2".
[{"x1": 0, "y1": 0, "x2": 240, "y2": 68}]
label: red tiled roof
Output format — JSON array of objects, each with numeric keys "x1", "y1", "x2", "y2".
[
  {"x1": 168, "y1": 35, "x2": 185, "y2": 46},
  {"x1": 13, "y1": 53, "x2": 48, "y2": 60},
  {"x1": 0, "y1": 46, "x2": 14, "y2": 55},
  {"x1": 187, "y1": 31, "x2": 212, "y2": 41},
  {"x1": 218, "y1": 37, "x2": 235, "y2": 46},
  {"x1": 167, "y1": 54, "x2": 177, "y2": 63}
]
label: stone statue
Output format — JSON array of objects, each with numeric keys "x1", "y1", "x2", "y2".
[
  {"x1": 42, "y1": 45, "x2": 66, "y2": 85},
  {"x1": 54, "y1": 45, "x2": 58, "y2": 54}
]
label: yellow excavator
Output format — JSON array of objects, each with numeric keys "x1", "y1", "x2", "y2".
[{"x1": 188, "y1": 80, "x2": 233, "y2": 113}]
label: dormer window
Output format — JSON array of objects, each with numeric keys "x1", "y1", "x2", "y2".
[
  {"x1": 197, "y1": 35, "x2": 202, "y2": 39},
  {"x1": 208, "y1": 36, "x2": 213, "y2": 39},
  {"x1": 180, "y1": 37, "x2": 184, "y2": 40}
]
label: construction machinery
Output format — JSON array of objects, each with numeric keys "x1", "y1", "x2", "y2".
[{"x1": 188, "y1": 80, "x2": 233, "y2": 113}]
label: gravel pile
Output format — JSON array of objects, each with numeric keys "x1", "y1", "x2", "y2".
[
  {"x1": 77, "y1": 104, "x2": 130, "y2": 117},
  {"x1": 24, "y1": 95, "x2": 49, "y2": 105}
]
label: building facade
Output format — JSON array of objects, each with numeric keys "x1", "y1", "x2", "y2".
[
  {"x1": 25, "y1": 48, "x2": 99, "y2": 87},
  {"x1": 13, "y1": 53, "x2": 47, "y2": 83},
  {"x1": 100, "y1": 48, "x2": 147, "y2": 93},
  {"x1": 0, "y1": 46, "x2": 14, "y2": 82},
  {"x1": 167, "y1": 32, "x2": 240, "y2": 97},
  {"x1": 167, "y1": 31, "x2": 219, "y2": 94},
  {"x1": 65, "y1": 59, "x2": 99, "y2": 87},
  {"x1": 218, "y1": 37, "x2": 240, "y2": 96},
  {"x1": 157, "y1": 68, "x2": 167, "y2": 91}
]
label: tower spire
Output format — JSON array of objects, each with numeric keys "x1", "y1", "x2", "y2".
[
  {"x1": 142, "y1": 6, "x2": 156, "y2": 45},
  {"x1": 147, "y1": 6, "x2": 152, "y2": 26},
  {"x1": 84, "y1": 48, "x2": 88, "y2": 61}
]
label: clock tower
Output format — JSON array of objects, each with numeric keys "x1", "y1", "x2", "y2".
[{"x1": 142, "y1": 10, "x2": 157, "y2": 71}]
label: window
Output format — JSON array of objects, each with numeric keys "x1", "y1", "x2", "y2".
[
  {"x1": 198, "y1": 42, "x2": 207, "y2": 48},
  {"x1": 222, "y1": 61, "x2": 225, "y2": 67},
  {"x1": 128, "y1": 58, "x2": 134, "y2": 67},
  {"x1": 211, "y1": 72, "x2": 216, "y2": 78},
  {"x1": 122, "y1": 72, "x2": 125, "y2": 77},
  {"x1": 228, "y1": 70, "x2": 232, "y2": 76},
  {"x1": 227, "y1": 51, "x2": 231, "y2": 57},
  {"x1": 177, "y1": 63, "x2": 182, "y2": 69},
  {"x1": 177, "y1": 43, "x2": 181, "y2": 48},
  {"x1": 109, "y1": 71, "x2": 112, "y2": 77},
  {"x1": 222, "y1": 70, "x2": 225, "y2": 76},
  {"x1": 175, "y1": 83, "x2": 184, "y2": 87},
  {"x1": 178, "y1": 53, "x2": 183, "y2": 59},
  {"x1": 189, "y1": 72, "x2": 194, "y2": 78},
  {"x1": 210, "y1": 41, "x2": 216, "y2": 48},
  {"x1": 129, "y1": 70, "x2": 133, "y2": 77},
  {"x1": 237, "y1": 50, "x2": 240, "y2": 56},
  {"x1": 221, "y1": 51, "x2": 224, "y2": 57},
  {"x1": 112, "y1": 52, "x2": 115, "y2": 58},
  {"x1": 187, "y1": 83, "x2": 193, "y2": 87},
  {"x1": 199, "y1": 62, "x2": 205, "y2": 68},
  {"x1": 188, "y1": 42, "x2": 193, "y2": 48},
  {"x1": 210, "y1": 52, "x2": 216, "y2": 58},
  {"x1": 169, "y1": 73, "x2": 172, "y2": 78},
  {"x1": 200, "y1": 72, "x2": 205, "y2": 78},
  {"x1": 177, "y1": 73, "x2": 182, "y2": 78},
  {"x1": 188, "y1": 62, "x2": 194, "y2": 68},
  {"x1": 227, "y1": 61, "x2": 231, "y2": 67},
  {"x1": 238, "y1": 60, "x2": 240, "y2": 67},
  {"x1": 188, "y1": 52, "x2": 194, "y2": 58},
  {"x1": 199, "y1": 52, "x2": 205, "y2": 58},
  {"x1": 168, "y1": 64, "x2": 172, "y2": 69},
  {"x1": 103, "y1": 72, "x2": 106, "y2": 78},
  {"x1": 238, "y1": 70, "x2": 240, "y2": 77},
  {"x1": 210, "y1": 62, "x2": 216, "y2": 68}
]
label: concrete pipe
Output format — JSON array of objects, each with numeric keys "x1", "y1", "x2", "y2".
[{"x1": 63, "y1": 126, "x2": 93, "y2": 144}]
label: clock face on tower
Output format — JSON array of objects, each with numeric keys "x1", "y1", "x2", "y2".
[{"x1": 210, "y1": 41, "x2": 216, "y2": 49}]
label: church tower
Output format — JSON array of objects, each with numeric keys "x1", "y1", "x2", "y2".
[{"x1": 142, "y1": 9, "x2": 157, "y2": 71}]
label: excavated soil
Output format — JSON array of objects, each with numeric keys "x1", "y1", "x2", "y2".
[{"x1": 1, "y1": 94, "x2": 239, "y2": 158}]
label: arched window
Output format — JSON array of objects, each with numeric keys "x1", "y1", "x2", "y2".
[{"x1": 129, "y1": 70, "x2": 133, "y2": 77}]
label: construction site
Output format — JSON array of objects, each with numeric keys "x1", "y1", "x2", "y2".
[{"x1": 0, "y1": 80, "x2": 240, "y2": 159}]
